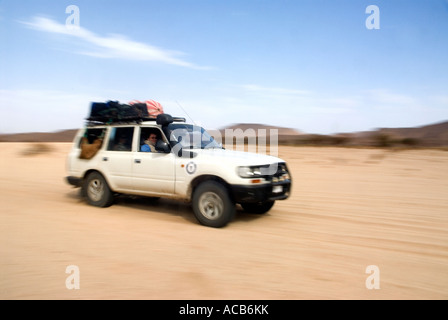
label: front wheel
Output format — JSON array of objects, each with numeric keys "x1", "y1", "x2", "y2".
[
  {"x1": 83, "y1": 172, "x2": 114, "y2": 207},
  {"x1": 241, "y1": 201, "x2": 275, "y2": 214},
  {"x1": 192, "y1": 181, "x2": 235, "y2": 228}
]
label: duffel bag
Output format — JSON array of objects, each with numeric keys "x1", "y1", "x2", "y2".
[{"x1": 129, "y1": 100, "x2": 164, "y2": 117}]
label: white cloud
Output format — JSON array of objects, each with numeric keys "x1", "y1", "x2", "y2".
[
  {"x1": 21, "y1": 16, "x2": 209, "y2": 69},
  {"x1": 364, "y1": 89, "x2": 416, "y2": 105}
]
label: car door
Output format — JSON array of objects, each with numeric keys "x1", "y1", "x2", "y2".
[
  {"x1": 132, "y1": 127, "x2": 176, "y2": 196},
  {"x1": 100, "y1": 126, "x2": 135, "y2": 192}
]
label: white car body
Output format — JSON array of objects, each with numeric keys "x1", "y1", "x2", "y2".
[{"x1": 66, "y1": 117, "x2": 292, "y2": 227}]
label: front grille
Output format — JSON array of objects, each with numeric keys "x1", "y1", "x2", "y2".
[{"x1": 263, "y1": 162, "x2": 291, "y2": 182}]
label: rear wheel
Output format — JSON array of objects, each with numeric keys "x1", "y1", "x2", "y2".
[
  {"x1": 241, "y1": 201, "x2": 275, "y2": 214},
  {"x1": 192, "y1": 181, "x2": 235, "y2": 228},
  {"x1": 83, "y1": 172, "x2": 114, "y2": 207}
]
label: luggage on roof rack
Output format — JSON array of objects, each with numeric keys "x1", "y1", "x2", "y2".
[
  {"x1": 129, "y1": 100, "x2": 164, "y2": 117},
  {"x1": 87, "y1": 101, "x2": 151, "y2": 123},
  {"x1": 86, "y1": 100, "x2": 186, "y2": 125}
]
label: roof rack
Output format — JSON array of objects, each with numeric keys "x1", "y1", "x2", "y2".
[
  {"x1": 166, "y1": 117, "x2": 186, "y2": 123},
  {"x1": 85, "y1": 116, "x2": 186, "y2": 127}
]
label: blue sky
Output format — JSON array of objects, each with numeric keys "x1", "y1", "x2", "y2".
[{"x1": 1, "y1": 0, "x2": 447, "y2": 134}]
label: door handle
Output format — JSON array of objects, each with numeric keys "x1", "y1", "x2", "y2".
[
  {"x1": 103, "y1": 157, "x2": 108, "y2": 161},
  {"x1": 135, "y1": 159, "x2": 141, "y2": 164}
]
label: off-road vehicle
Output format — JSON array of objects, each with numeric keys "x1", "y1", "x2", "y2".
[{"x1": 66, "y1": 112, "x2": 292, "y2": 228}]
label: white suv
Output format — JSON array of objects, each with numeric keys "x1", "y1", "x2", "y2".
[{"x1": 66, "y1": 114, "x2": 292, "y2": 228}]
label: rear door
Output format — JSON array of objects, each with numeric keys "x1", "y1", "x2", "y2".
[{"x1": 100, "y1": 126, "x2": 135, "y2": 192}]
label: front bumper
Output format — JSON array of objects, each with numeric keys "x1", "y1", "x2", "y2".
[{"x1": 231, "y1": 180, "x2": 291, "y2": 203}]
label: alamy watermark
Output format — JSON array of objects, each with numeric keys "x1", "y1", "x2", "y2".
[
  {"x1": 365, "y1": 265, "x2": 380, "y2": 289},
  {"x1": 170, "y1": 126, "x2": 280, "y2": 175},
  {"x1": 64, "y1": 5, "x2": 380, "y2": 31},
  {"x1": 66, "y1": 5, "x2": 80, "y2": 30},
  {"x1": 366, "y1": 5, "x2": 380, "y2": 30},
  {"x1": 66, "y1": 265, "x2": 80, "y2": 290}
]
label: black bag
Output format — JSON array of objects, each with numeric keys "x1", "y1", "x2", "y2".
[
  {"x1": 131, "y1": 103, "x2": 149, "y2": 118},
  {"x1": 87, "y1": 101, "x2": 149, "y2": 123}
]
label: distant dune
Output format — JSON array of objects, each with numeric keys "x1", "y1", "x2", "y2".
[
  {"x1": 1, "y1": 120, "x2": 447, "y2": 147},
  {"x1": 342, "y1": 120, "x2": 448, "y2": 147},
  {"x1": 217, "y1": 121, "x2": 448, "y2": 147},
  {"x1": 374, "y1": 121, "x2": 448, "y2": 145},
  {"x1": 0, "y1": 129, "x2": 78, "y2": 143}
]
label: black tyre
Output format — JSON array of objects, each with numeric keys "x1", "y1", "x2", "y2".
[
  {"x1": 83, "y1": 172, "x2": 114, "y2": 207},
  {"x1": 241, "y1": 201, "x2": 275, "y2": 214},
  {"x1": 192, "y1": 181, "x2": 235, "y2": 228}
]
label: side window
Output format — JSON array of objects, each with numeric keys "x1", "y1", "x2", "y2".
[
  {"x1": 107, "y1": 127, "x2": 134, "y2": 152},
  {"x1": 139, "y1": 128, "x2": 163, "y2": 152},
  {"x1": 78, "y1": 128, "x2": 105, "y2": 148}
]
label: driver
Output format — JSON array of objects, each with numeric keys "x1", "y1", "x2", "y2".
[{"x1": 141, "y1": 133, "x2": 158, "y2": 152}]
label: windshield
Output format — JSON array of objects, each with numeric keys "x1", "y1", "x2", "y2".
[{"x1": 167, "y1": 124, "x2": 222, "y2": 149}]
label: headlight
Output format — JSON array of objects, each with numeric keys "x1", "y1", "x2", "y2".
[{"x1": 237, "y1": 166, "x2": 263, "y2": 178}]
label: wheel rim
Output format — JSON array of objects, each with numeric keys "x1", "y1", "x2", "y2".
[
  {"x1": 87, "y1": 178, "x2": 104, "y2": 202},
  {"x1": 198, "y1": 192, "x2": 224, "y2": 220}
]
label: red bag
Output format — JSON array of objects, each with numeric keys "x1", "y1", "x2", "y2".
[{"x1": 129, "y1": 100, "x2": 164, "y2": 117}]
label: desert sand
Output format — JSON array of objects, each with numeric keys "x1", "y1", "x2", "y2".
[{"x1": 0, "y1": 143, "x2": 447, "y2": 300}]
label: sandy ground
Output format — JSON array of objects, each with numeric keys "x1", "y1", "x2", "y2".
[{"x1": 0, "y1": 142, "x2": 447, "y2": 300}]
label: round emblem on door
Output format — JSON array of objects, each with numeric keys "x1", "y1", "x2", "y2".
[{"x1": 186, "y1": 162, "x2": 197, "y2": 175}]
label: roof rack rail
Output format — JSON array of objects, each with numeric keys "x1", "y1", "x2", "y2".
[{"x1": 140, "y1": 116, "x2": 186, "y2": 122}]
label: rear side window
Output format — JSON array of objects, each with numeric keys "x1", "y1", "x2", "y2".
[
  {"x1": 107, "y1": 127, "x2": 134, "y2": 152},
  {"x1": 78, "y1": 128, "x2": 105, "y2": 148}
]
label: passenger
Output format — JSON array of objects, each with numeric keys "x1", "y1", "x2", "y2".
[
  {"x1": 114, "y1": 135, "x2": 130, "y2": 151},
  {"x1": 141, "y1": 133, "x2": 158, "y2": 152}
]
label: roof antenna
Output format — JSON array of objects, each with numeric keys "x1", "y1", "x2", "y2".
[{"x1": 175, "y1": 100, "x2": 196, "y2": 125}]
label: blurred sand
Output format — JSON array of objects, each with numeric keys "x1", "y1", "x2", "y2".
[{"x1": 0, "y1": 143, "x2": 447, "y2": 300}]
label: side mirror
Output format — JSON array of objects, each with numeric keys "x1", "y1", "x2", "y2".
[{"x1": 155, "y1": 140, "x2": 171, "y2": 153}]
